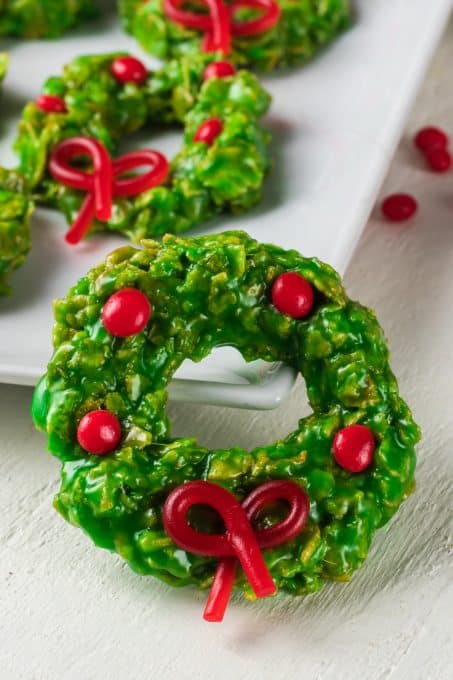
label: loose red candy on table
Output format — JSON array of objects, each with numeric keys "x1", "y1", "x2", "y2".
[
  {"x1": 77, "y1": 410, "x2": 122, "y2": 456},
  {"x1": 194, "y1": 118, "x2": 223, "y2": 145},
  {"x1": 414, "y1": 126, "x2": 449, "y2": 152},
  {"x1": 332, "y1": 424, "x2": 375, "y2": 473},
  {"x1": 110, "y1": 56, "x2": 148, "y2": 85},
  {"x1": 271, "y1": 272, "x2": 314, "y2": 319},
  {"x1": 425, "y1": 148, "x2": 452, "y2": 173},
  {"x1": 381, "y1": 193, "x2": 418, "y2": 222},
  {"x1": 102, "y1": 288, "x2": 152, "y2": 337},
  {"x1": 203, "y1": 61, "x2": 236, "y2": 80},
  {"x1": 36, "y1": 94, "x2": 67, "y2": 114}
]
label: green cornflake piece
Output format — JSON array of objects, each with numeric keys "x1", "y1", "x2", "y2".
[
  {"x1": 0, "y1": 1, "x2": 97, "y2": 39},
  {"x1": 0, "y1": 168, "x2": 33, "y2": 296},
  {"x1": 119, "y1": 0, "x2": 352, "y2": 71},
  {"x1": 14, "y1": 52, "x2": 271, "y2": 242},
  {"x1": 32, "y1": 231, "x2": 420, "y2": 597}
]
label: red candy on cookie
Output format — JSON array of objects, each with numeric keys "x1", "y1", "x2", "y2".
[
  {"x1": 49, "y1": 137, "x2": 169, "y2": 244},
  {"x1": 194, "y1": 118, "x2": 223, "y2": 145},
  {"x1": 333, "y1": 424, "x2": 375, "y2": 473},
  {"x1": 163, "y1": 0, "x2": 281, "y2": 55},
  {"x1": 111, "y1": 56, "x2": 148, "y2": 84},
  {"x1": 203, "y1": 61, "x2": 236, "y2": 80},
  {"x1": 271, "y1": 272, "x2": 314, "y2": 319},
  {"x1": 163, "y1": 479, "x2": 309, "y2": 622},
  {"x1": 36, "y1": 94, "x2": 67, "y2": 113},
  {"x1": 77, "y1": 410, "x2": 122, "y2": 455},
  {"x1": 102, "y1": 288, "x2": 152, "y2": 337}
]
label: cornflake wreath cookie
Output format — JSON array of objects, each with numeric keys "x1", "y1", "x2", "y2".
[
  {"x1": 32, "y1": 231, "x2": 420, "y2": 619},
  {"x1": 0, "y1": 0, "x2": 96, "y2": 39},
  {"x1": 119, "y1": 0, "x2": 352, "y2": 71},
  {"x1": 0, "y1": 169, "x2": 33, "y2": 295},
  {"x1": 0, "y1": 52, "x2": 7, "y2": 83},
  {"x1": 14, "y1": 53, "x2": 271, "y2": 243}
]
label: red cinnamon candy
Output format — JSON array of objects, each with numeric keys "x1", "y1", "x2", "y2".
[
  {"x1": 163, "y1": 0, "x2": 281, "y2": 55},
  {"x1": 163, "y1": 479, "x2": 310, "y2": 622},
  {"x1": 49, "y1": 137, "x2": 169, "y2": 244},
  {"x1": 36, "y1": 94, "x2": 67, "y2": 114},
  {"x1": 381, "y1": 193, "x2": 418, "y2": 223},
  {"x1": 194, "y1": 118, "x2": 223, "y2": 145},
  {"x1": 203, "y1": 60, "x2": 236, "y2": 80}
]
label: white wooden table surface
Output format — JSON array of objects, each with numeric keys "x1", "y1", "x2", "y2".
[{"x1": 1, "y1": 15, "x2": 452, "y2": 680}]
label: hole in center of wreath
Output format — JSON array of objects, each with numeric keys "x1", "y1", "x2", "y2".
[{"x1": 120, "y1": 127, "x2": 184, "y2": 164}]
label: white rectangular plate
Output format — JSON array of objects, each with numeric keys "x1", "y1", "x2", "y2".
[{"x1": 0, "y1": 0, "x2": 450, "y2": 408}]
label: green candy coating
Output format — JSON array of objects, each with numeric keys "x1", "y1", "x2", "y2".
[
  {"x1": 0, "y1": 169, "x2": 33, "y2": 296},
  {"x1": 0, "y1": 0, "x2": 97, "y2": 39},
  {"x1": 0, "y1": 57, "x2": 33, "y2": 296},
  {"x1": 119, "y1": 0, "x2": 352, "y2": 71},
  {"x1": 14, "y1": 52, "x2": 271, "y2": 242},
  {"x1": 0, "y1": 52, "x2": 7, "y2": 82},
  {"x1": 32, "y1": 231, "x2": 420, "y2": 597}
]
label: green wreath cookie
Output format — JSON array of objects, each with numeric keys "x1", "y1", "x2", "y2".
[
  {"x1": 0, "y1": 52, "x2": 7, "y2": 83},
  {"x1": 32, "y1": 231, "x2": 420, "y2": 604},
  {"x1": 119, "y1": 0, "x2": 352, "y2": 71},
  {"x1": 0, "y1": 169, "x2": 33, "y2": 295},
  {"x1": 0, "y1": 0, "x2": 96, "y2": 38},
  {"x1": 14, "y1": 53, "x2": 271, "y2": 243}
]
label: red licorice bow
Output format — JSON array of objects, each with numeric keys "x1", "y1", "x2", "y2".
[
  {"x1": 163, "y1": 480, "x2": 310, "y2": 622},
  {"x1": 164, "y1": 0, "x2": 281, "y2": 55},
  {"x1": 49, "y1": 137, "x2": 170, "y2": 244}
]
